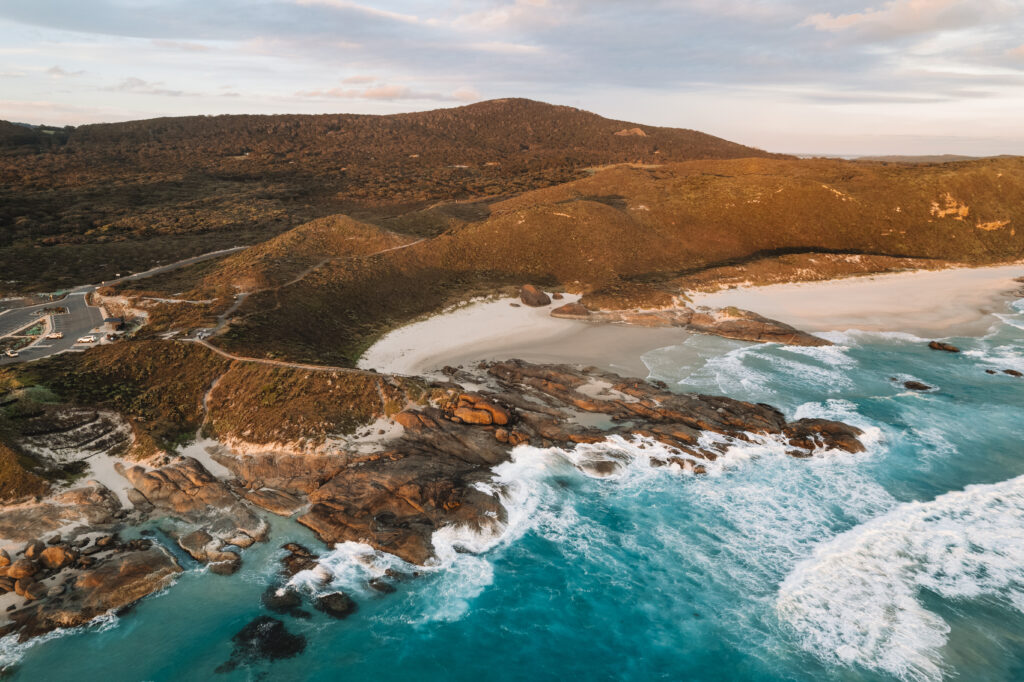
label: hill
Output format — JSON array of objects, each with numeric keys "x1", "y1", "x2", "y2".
[
  {"x1": 0, "y1": 99, "x2": 782, "y2": 292},
  {"x1": 117, "y1": 155, "x2": 1023, "y2": 366}
]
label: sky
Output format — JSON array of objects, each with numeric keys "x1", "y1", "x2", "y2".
[{"x1": 1, "y1": 0, "x2": 1023, "y2": 156}]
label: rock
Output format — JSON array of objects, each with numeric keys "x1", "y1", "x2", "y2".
[
  {"x1": 177, "y1": 530, "x2": 215, "y2": 562},
  {"x1": 0, "y1": 577, "x2": 14, "y2": 593},
  {"x1": 10, "y1": 547, "x2": 182, "y2": 640},
  {"x1": 281, "y1": 545, "x2": 318, "y2": 577},
  {"x1": 95, "y1": 534, "x2": 117, "y2": 548},
  {"x1": 368, "y1": 578, "x2": 396, "y2": 594},
  {"x1": 904, "y1": 381, "x2": 933, "y2": 391},
  {"x1": 519, "y1": 284, "x2": 551, "y2": 307},
  {"x1": 552, "y1": 293, "x2": 564, "y2": 300},
  {"x1": 209, "y1": 556, "x2": 241, "y2": 576},
  {"x1": 551, "y1": 302, "x2": 591, "y2": 318},
  {"x1": 215, "y1": 616, "x2": 306, "y2": 674},
  {"x1": 688, "y1": 307, "x2": 830, "y2": 346},
  {"x1": 46, "y1": 535, "x2": 61, "y2": 546},
  {"x1": 262, "y1": 585, "x2": 304, "y2": 614},
  {"x1": 1004, "y1": 369, "x2": 1023, "y2": 377},
  {"x1": 315, "y1": 592, "x2": 358, "y2": 619},
  {"x1": 296, "y1": 360, "x2": 865, "y2": 566},
  {"x1": 126, "y1": 488, "x2": 154, "y2": 513},
  {"x1": 986, "y1": 369, "x2": 998, "y2": 374},
  {"x1": 23, "y1": 541, "x2": 45, "y2": 560},
  {"x1": 0, "y1": 549, "x2": 10, "y2": 568},
  {"x1": 15, "y1": 578, "x2": 46, "y2": 601},
  {"x1": 242, "y1": 488, "x2": 305, "y2": 517},
  {"x1": 39, "y1": 546, "x2": 76, "y2": 571},
  {"x1": 7, "y1": 559, "x2": 39, "y2": 580},
  {"x1": 928, "y1": 341, "x2": 960, "y2": 353},
  {"x1": 46, "y1": 584, "x2": 66, "y2": 598}
]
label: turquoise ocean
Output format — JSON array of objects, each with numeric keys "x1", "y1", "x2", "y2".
[{"x1": 3, "y1": 295, "x2": 1023, "y2": 681}]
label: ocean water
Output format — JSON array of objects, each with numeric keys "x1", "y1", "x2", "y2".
[{"x1": 4, "y1": 298, "x2": 1024, "y2": 681}]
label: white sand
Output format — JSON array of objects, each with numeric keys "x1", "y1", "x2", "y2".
[
  {"x1": 689, "y1": 263, "x2": 1024, "y2": 337},
  {"x1": 358, "y1": 295, "x2": 688, "y2": 378}
]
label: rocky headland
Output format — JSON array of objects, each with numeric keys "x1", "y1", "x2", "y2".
[{"x1": 0, "y1": 356, "x2": 864, "y2": 643}]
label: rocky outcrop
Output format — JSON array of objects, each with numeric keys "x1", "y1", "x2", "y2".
[
  {"x1": 519, "y1": 284, "x2": 551, "y2": 307},
  {"x1": 119, "y1": 457, "x2": 267, "y2": 570},
  {"x1": 0, "y1": 482, "x2": 123, "y2": 543},
  {"x1": 7, "y1": 544, "x2": 181, "y2": 640},
  {"x1": 293, "y1": 360, "x2": 863, "y2": 565},
  {"x1": 551, "y1": 302, "x2": 828, "y2": 346}
]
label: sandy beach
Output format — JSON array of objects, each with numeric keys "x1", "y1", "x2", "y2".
[
  {"x1": 689, "y1": 263, "x2": 1024, "y2": 337},
  {"x1": 357, "y1": 295, "x2": 688, "y2": 377}
]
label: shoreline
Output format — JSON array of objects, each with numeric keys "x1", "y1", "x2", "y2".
[
  {"x1": 688, "y1": 262, "x2": 1024, "y2": 338},
  {"x1": 357, "y1": 294, "x2": 690, "y2": 378}
]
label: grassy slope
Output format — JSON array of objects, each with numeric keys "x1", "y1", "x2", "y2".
[
  {"x1": 0, "y1": 99, "x2": 782, "y2": 292},
  {"x1": 207, "y1": 156, "x2": 1024, "y2": 365}
]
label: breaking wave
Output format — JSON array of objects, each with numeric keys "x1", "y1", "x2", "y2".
[{"x1": 777, "y1": 475, "x2": 1024, "y2": 682}]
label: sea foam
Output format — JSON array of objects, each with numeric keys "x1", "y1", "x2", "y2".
[{"x1": 776, "y1": 474, "x2": 1024, "y2": 682}]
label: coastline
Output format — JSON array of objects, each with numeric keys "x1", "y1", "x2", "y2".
[
  {"x1": 357, "y1": 295, "x2": 691, "y2": 378},
  {"x1": 688, "y1": 263, "x2": 1024, "y2": 338}
]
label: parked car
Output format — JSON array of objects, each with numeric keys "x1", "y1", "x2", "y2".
[
  {"x1": 4, "y1": 349, "x2": 18, "y2": 358},
  {"x1": 46, "y1": 332, "x2": 64, "y2": 339},
  {"x1": 76, "y1": 336, "x2": 96, "y2": 344}
]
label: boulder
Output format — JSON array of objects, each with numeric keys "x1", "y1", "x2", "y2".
[
  {"x1": 904, "y1": 381, "x2": 933, "y2": 391},
  {"x1": 23, "y1": 541, "x2": 45, "y2": 560},
  {"x1": 209, "y1": 556, "x2": 241, "y2": 576},
  {"x1": 551, "y1": 302, "x2": 591, "y2": 318},
  {"x1": 0, "y1": 549, "x2": 10, "y2": 568},
  {"x1": 7, "y1": 559, "x2": 38, "y2": 580},
  {"x1": 261, "y1": 585, "x2": 303, "y2": 614},
  {"x1": 519, "y1": 285, "x2": 551, "y2": 307},
  {"x1": 928, "y1": 341, "x2": 960, "y2": 353},
  {"x1": 315, "y1": 592, "x2": 358, "y2": 619},
  {"x1": 1004, "y1": 369, "x2": 1022, "y2": 377},
  {"x1": 39, "y1": 546, "x2": 76, "y2": 571}
]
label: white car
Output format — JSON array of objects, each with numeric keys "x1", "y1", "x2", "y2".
[
  {"x1": 76, "y1": 336, "x2": 96, "y2": 344},
  {"x1": 46, "y1": 332, "x2": 64, "y2": 339},
  {"x1": 4, "y1": 349, "x2": 18, "y2": 358}
]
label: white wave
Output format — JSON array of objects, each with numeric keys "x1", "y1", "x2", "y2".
[
  {"x1": 817, "y1": 329, "x2": 930, "y2": 347},
  {"x1": 777, "y1": 475, "x2": 1024, "y2": 682},
  {"x1": 0, "y1": 612, "x2": 120, "y2": 673}
]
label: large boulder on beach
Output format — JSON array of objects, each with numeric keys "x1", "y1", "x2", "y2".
[
  {"x1": 519, "y1": 284, "x2": 551, "y2": 307},
  {"x1": 551, "y1": 302, "x2": 591, "y2": 318}
]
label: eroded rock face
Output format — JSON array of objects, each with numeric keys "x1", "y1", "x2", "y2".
[
  {"x1": 294, "y1": 361, "x2": 863, "y2": 565},
  {"x1": 0, "y1": 482, "x2": 123, "y2": 543}
]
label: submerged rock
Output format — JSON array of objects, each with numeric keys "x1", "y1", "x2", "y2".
[
  {"x1": 315, "y1": 592, "x2": 358, "y2": 619},
  {"x1": 216, "y1": 616, "x2": 306, "y2": 674}
]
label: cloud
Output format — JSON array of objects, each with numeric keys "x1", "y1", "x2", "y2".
[
  {"x1": 1009, "y1": 44, "x2": 1024, "y2": 58},
  {"x1": 47, "y1": 65, "x2": 84, "y2": 78},
  {"x1": 802, "y1": 0, "x2": 1008, "y2": 41},
  {"x1": 453, "y1": 0, "x2": 558, "y2": 31},
  {"x1": 111, "y1": 77, "x2": 188, "y2": 97},
  {"x1": 292, "y1": 0, "x2": 428, "y2": 25},
  {"x1": 466, "y1": 41, "x2": 544, "y2": 55},
  {"x1": 151, "y1": 39, "x2": 213, "y2": 52},
  {"x1": 341, "y1": 75, "x2": 376, "y2": 84},
  {"x1": 296, "y1": 83, "x2": 478, "y2": 102}
]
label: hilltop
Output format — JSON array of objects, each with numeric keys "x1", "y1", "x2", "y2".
[{"x1": 0, "y1": 99, "x2": 781, "y2": 292}]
